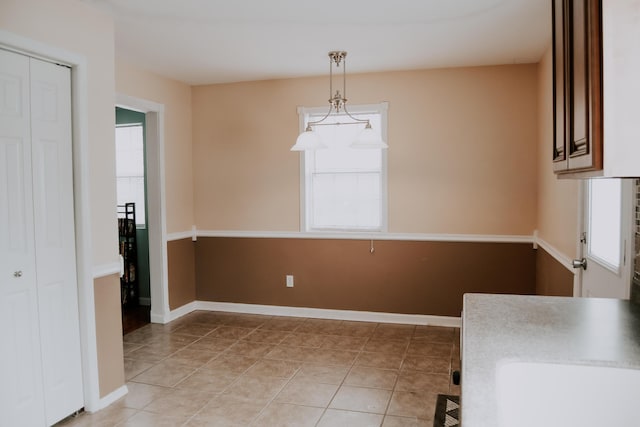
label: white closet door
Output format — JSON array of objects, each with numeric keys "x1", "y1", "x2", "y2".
[
  {"x1": 0, "y1": 49, "x2": 83, "y2": 426},
  {"x1": 0, "y1": 50, "x2": 46, "y2": 426},
  {"x1": 30, "y1": 57, "x2": 84, "y2": 425}
]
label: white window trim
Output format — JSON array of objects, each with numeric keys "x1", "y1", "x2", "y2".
[{"x1": 297, "y1": 101, "x2": 389, "y2": 233}]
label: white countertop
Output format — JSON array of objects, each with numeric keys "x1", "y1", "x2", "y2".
[{"x1": 461, "y1": 293, "x2": 640, "y2": 427}]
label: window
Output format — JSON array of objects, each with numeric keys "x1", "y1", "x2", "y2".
[
  {"x1": 115, "y1": 124, "x2": 146, "y2": 226},
  {"x1": 587, "y1": 178, "x2": 622, "y2": 271},
  {"x1": 299, "y1": 103, "x2": 388, "y2": 232}
]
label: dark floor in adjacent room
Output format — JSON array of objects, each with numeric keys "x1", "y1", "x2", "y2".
[{"x1": 122, "y1": 304, "x2": 151, "y2": 335}]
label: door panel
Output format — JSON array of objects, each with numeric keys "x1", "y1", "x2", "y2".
[
  {"x1": 0, "y1": 48, "x2": 45, "y2": 427},
  {"x1": 1, "y1": 291, "x2": 45, "y2": 426},
  {"x1": 0, "y1": 139, "x2": 29, "y2": 251},
  {"x1": 571, "y1": 0, "x2": 588, "y2": 156},
  {"x1": 33, "y1": 140, "x2": 63, "y2": 247},
  {"x1": 30, "y1": 56, "x2": 84, "y2": 425}
]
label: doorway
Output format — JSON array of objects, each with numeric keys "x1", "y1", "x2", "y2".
[
  {"x1": 579, "y1": 178, "x2": 634, "y2": 298},
  {"x1": 115, "y1": 107, "x2": 151, "y2": 333},
  {"x1": 116, "y1": 94, "x2": 171, "y2": 328}
]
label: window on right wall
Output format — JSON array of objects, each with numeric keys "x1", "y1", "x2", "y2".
[{"x1": 298, "y1": 102, "x2": 388, "y2": 232}]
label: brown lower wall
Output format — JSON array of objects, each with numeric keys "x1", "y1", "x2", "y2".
[
  {"x1": 94, "y1": 274, "x2": 125, "y2": 398},
  {"x1": 194, "y1": 238, "x2": 537, "y2": 317},
  {"x1": 168, "y1": 238, "x2": 196, "y2": 310},
  {"x1": 534, "y1": 247, "x2": 574, "y2": 297}
]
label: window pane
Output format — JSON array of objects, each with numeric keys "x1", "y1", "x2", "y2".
[
  {"x1": 588, "y1": 178, "x2": 621, "y2": 269},
  {"x1": 312, "y1": 113, "x2": 381, "y2": 171},
  {"x1": 311, "y1": 172, "x2": 380, "y2": 229},
  {"x1": 115, "y1": 126, "x2": 144, "y2": 176},
  {"x1": 115, "y1": 125, "x2": 145, "y2": 226}
]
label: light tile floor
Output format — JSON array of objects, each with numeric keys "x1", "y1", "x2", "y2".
[{"x1": 59, "y1": 311, "x2": 461, "y2": 426}]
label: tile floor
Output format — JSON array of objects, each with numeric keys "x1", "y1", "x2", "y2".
[{"x1": 59, "y1": 311, "x2": 461, "y2": 426}]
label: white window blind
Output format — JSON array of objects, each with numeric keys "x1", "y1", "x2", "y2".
[{"x1": 115, "y1": 124, "x2": 146, "y2": 226}]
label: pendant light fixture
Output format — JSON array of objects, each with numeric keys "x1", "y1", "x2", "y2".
[{"x1": 291, "y1": 51, "x2": 388, "y2": 151}]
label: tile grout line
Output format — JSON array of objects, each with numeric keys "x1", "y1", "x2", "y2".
[
  {"x1": 245, "y1": 320, "x2": 307, "y2": 426},
  {"x1": 312, "y1": 320, "x2": 377, "y2": 426},
  {"x1": 117, "y1": 312, "x2": 460, "y2": 427}
]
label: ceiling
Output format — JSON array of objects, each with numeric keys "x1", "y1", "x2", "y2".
[{"x1": 86, "y1": 0, "x2": 551, "y2": 86}]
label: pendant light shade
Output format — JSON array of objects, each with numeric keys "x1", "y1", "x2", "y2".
[
  {"x1": 350, "y1": 122, "x2": 389, "y2": 149},
  {"x1": 290, "y1": 125, "x2": 326, "y2": 151}
]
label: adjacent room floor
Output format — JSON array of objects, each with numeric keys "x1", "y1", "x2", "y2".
[
  {"x1": 60, "y1": 310, "x2": 461, "y2": 426},
  {"x1": 121, "y1": 304, "x2": 151, "y2": 335}
]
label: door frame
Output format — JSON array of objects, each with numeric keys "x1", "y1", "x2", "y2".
[
  {"x1": 115, "y1": 94, "x2": 170, "y2": 323},
  {"x1": 0, "y1": 31, "x2": 101, "y2": 411}
]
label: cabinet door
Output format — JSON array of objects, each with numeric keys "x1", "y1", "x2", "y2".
[
  {"x1": 553, "y1": 0, "x2": 603, "y2": 174},
  {"x1": 568, "y1": 0, "x2": 603, "y2": 171},
  {"x1": 552, "y1": 0, "x2": 568, "y2": 171}
]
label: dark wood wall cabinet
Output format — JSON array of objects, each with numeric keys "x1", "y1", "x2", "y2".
[
  {"x1": 553, "y1": 1, "x2": 640, "y2": 177},
  {"x1": 552, "y1": 0, "x2": 603, "y2": 174}
]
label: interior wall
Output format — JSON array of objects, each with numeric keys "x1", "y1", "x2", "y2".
[
  {"x1": 535, "y1": 247, "x2": 574, "y2": 296},
  {"x1": 0, "y1": 0, "x2": 118, "y2": 266},
  {"x1": 115, "y1": 58, "x2": 194, "y2": 234},
  {"x1": 192, "y1": 64, "x2": 539, "y2": 235},
  {"x1": 94, "y1": 275, "x2": 125, "y2": 398},
  {"x1": 195, "y1": 238, "x2": 536, "y2": 317},
  {"x1": 536, "y1": 44, "x2": 580, "y2": 258},
  {"x1": 0, "y1": 0, "x2": 125, "y2": 401},
  {"x1": 167, "y1": 239, "x2": 196, "y2": 310}
]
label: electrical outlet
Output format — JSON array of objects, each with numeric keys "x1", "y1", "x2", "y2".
[{"x1": 286, "y1": 275, "x2": 294, "y2": 287}]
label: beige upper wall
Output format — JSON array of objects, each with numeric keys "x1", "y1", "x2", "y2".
[
  {"x1": 193, "y1": 64, "x2": 539, "y2": 235},
  {"x1": 0, "y1": 0, "x2": 118, "y2": 265},
  {"x1": 536, "y1": 45, "x2": 579, "y2": 258},
  {"x1": 115, "y1": 58, "x2": 194, "y2": 233}
]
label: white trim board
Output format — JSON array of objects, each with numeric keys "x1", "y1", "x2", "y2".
[
  {"x1": 90, "y1": 385, "x2": 128, "y2": 413},
  {"x1": 153, "y1": 301, "x2": 198, "y2": 324},
  {"x1": 92, "y1": 262, "x2": 121, "y2": 279},
  {"x1": 167, "y1": 230, "x2": 194, "y2": 241},
  {"x1": 195, "y1": 229, "x2": 535, "y2": 244},
  {"x1": 166, "y1": 300, "x2": 461, "y2": 328}
]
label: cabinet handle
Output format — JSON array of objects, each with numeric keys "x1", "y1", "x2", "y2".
[{"x1": 13, "y1": 271, "x2": 23, "y2": 278}]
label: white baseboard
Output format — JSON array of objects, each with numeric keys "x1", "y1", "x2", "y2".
[
  {"x1": 166, "y1": 300, "x2": 461, "y2": 328},
  {"x1": 159, "y1": 301, "x2": 198, "y2": 324},
  {"x1": 149, "y1": 311, "x2": 166, "y2": 324},
  {"x1": 90, "y1": 385, "x2": 128, "y2": 412}
]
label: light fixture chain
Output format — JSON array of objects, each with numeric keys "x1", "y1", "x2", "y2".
[{"x1": 291, "y1": 51, "x2": 387, "y2": 151}]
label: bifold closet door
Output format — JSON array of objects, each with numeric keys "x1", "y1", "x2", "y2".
[
  {"x1": 30, "y1": 53, "x2": 84, "y2": 426},
  {"x1": 0, "y1": 49, "x2": 83, "y2": 426},
  {"x1": 0, "y1": 48, "x2": 45, "y2": 427}
]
